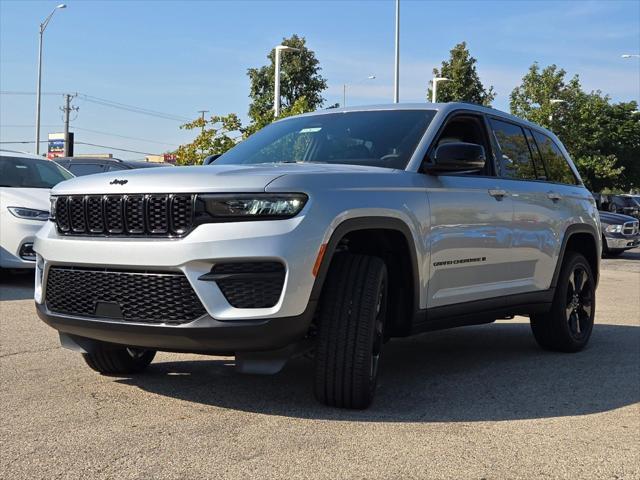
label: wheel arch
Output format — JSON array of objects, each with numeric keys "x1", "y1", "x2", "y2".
[
  {"x1": 309, "y1": 217, "x2": 421, "y2": 336},
  {"x1": 551, "y1": 224, "x2": 600, "y2": 289}
]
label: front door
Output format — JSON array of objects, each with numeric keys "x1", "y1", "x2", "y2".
[{"x1": 425, "y1": 113, "x2": 517, "y2": 308}]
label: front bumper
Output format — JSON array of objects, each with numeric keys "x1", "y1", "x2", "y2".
[
  {"x1": 605, "y1": 234, "x2": 640, "y2": 250},
  {"x1": 36, "y1": 301, "x2": 315, "y2": 354},
  {"x1": 0, "y1": 216, "x2": 44, "y2": 268},
  {"x1": 34, "y1": 214, "x2": 326, "y2": 353}
]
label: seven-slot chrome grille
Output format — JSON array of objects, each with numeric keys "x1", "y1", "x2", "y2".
[{"x1": 52, "y1": 194, "x2": 194, "y2": 237}]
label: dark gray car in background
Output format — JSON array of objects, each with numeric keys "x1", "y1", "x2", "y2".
[{"x1": 55, "y1": 157, "x2": 172, "y2": 177}]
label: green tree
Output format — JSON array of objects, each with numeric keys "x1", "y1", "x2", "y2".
[
  {"x1": 427, "y1": 42, "x2": 496, "y2": 105},
  {"x1": 247, "y1": 34, "x2": 327, "y2": 129},
  {"x1": 510, "y1": 63, "x2": 639, "y2": 191},
  {"x1": 242, "y1": 96, "x2": 312, "y2": 138},
  {"x1": 175, "y1": 113, "x2": 242, "y2": 165}
]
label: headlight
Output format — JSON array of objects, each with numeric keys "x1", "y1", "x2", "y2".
[
  {"x1": 605, "y1": 224, "x2": 623, "y2": 233},
  {"x1": 194, "y1": 194, "x2": 307, "y2": 222},
  {"x1": 7, "y1": 207, "x2": 50, "y2": 221}
]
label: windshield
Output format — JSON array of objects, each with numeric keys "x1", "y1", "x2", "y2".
[
  {"x1": 216, "y1": 110, "x2": 436, "y2": 170},
  {"x1": 0, "y1": 156, "x2": 73, "y2": 188},
  {"x1": 616, "y1": 196, "x2": 638, "y2": 208}
]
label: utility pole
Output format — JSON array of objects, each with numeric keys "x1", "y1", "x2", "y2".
[
  {"x1": 197, "y1": 110, "x2": 209, "y2": 159},
  {"x1": 60, "y1": 93, "x2": 78, "y2": 156},
  {"x1": 197, "y1": 110, "x2": 209, "y2": 133}
]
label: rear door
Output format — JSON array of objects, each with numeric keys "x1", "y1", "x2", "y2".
[
  {"x1": 425, "y1": 112, "x2": 517, "y2": 307},
  {"x1": 488, "y1": 118, "x2": 558, "y2": 293}
]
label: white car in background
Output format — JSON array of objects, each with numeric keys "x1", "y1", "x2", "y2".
[{"x1": 0, "y1": 151, "x2": 73, "y2": 269}]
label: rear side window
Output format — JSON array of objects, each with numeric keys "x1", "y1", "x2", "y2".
[
  {"x1": 532, "y1": 132, "x2": 578, "y2": 185},
  {"x1": 68, "y1": 163, "x2": 105, "y2": 176},
  {"x1": 489, "y1": 119, "x2": 537, "y2": 180},
  {"x1": 106, "y1": 164, "x2": 127, "y2": 172}
]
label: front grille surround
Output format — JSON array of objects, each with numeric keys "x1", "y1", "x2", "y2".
[
  {"x1": 622, "y1": 221, "x2": 639, "y2": 236},
  {"x1": 45, "y1": 266, "x2": 206, "y2": 324},
  {"x1": 52, "y1": 194, "x2": 195, "y2": 237}
]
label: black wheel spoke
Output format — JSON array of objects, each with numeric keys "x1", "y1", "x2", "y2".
[
  {"x1": 576, "y1": 269, "x2": 588, "y2": 293},
  {"x1": 567, "y1": 271, "x2": 576, "y2": 295}
]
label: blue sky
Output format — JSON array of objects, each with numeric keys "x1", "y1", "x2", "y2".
[{"x1": 1, "y1": 0, "x2": 639, "y2": 160}]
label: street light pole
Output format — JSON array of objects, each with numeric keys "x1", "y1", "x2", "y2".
[
  {"x1": 273, "y1": 45, "x2": 300, "y2": 117},
  {"x1": 393, "y1": 0, "x2": 400, "y2": 103},
  {"x1": 431, "y1": 77, "x2": 450, "y2": 103},
  {"x1": 35, "y1": 4, "x2": 66, "y2": 155},
  {"x1": 343, "y1": 75, "x2": 375, "y2": 107}
]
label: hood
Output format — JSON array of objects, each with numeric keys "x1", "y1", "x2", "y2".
[
  {"x1": 598, "y1": 210, "x2": 638, "y2": 225},
  {"x1": 0, "y1": 187, "x2": 51, "y2": 211},
  {"x1": 50, "y1": 162, "x2": 393, "y2": 195}
]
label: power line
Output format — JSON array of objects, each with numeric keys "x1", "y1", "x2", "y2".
[
  {"x1": 1, "y1": 124, "x2": 178, "y2": 147},
  {"x1": 75, "y1": 141, "x2": 160, "y2": 155},
  {"x1": 77, "y1": 94, "x2": 191, "y2": 122},
  {"x1": 71, "y1": 127, "x2": 179, "y2": 147},
  {"x1": 0, "y1": 91, "x2": 192, "y2": 122},
  {"x1": 1, "y1": 124, "x2": 60, "y2": 127},
  {"x1": 0, "y1": 90, "x2": 64, "y2": 96},
  {"x1": 0, "y1": 140, "x2": 161, "y2": 155}
]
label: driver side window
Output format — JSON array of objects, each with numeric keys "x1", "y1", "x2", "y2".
[{"x1": 431, "y1": 115, "x2": 493, "y2": 175}]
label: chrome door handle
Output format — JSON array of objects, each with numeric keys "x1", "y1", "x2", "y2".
[
  {"x1": 547, "y1": 192, "x2": 562, "y2": 201},
  {"x1": 489, "y1": 189, "x2": 507, "y2": 199}
]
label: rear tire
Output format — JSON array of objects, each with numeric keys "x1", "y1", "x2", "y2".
[
  {"x1": 530, "y1": 252, "x2": 595, "y2": 352},
  {"x1": 83, "y1": 344, "x2": 156, "y2": 374},
  {"x1": 314, "y1": 253, "x2": 388, "y2": 409}
]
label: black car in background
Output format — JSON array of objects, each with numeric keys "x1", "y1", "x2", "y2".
[
  {"x1": 597, "y1": 194, "x2": 640, "y2": 219},
  {"x1": 599, "y1": 211, "x2": 640, "y2": 257},
  {"x1": 54, "y1": 157, "x2": 173, "y2": 177}
]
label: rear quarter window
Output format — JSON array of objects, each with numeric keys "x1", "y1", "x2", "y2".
[
  {"x1": 532, "y1": 132, "x2": 579, "y2": 185},
  {"x1": 68, "y1": 163, "x2": 105, "y2": 176}
]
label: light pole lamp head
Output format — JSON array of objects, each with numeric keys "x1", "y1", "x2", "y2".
[
  {"x1": 275, "y1": 45, "x2": 300, "y2": 53},
  {"x1": 56, "y1": 4, "x2": 67, "y2": 8}
]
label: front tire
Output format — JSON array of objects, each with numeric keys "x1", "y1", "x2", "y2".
[
  {"x1": 314, "y1": 254, "x2": 388, "y2": 409},
  {"x1": 530, "y1": 252, "x2": 595, "y2": 352},
  {"x1": 83, "y1": 344, "x2": 156, "y2": 375}
]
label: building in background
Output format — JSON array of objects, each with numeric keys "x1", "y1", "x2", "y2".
[{"x1": 146, "y1": 154, "x2": 177, "y2": 164}]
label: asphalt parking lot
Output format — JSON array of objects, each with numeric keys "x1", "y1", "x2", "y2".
[{"x1": 1, "y1": 252, "x2": 638, "y2": 480}]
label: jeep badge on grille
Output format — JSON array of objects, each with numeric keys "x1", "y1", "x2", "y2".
[{"x1": 110, "y1": 179, "x2": 128, "y2": 185}]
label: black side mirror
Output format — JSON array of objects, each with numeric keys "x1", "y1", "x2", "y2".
[
  {"x1": 203, "y1": 154, "x2": 222, "y2": 165},
  {"x1": 425, "y1": 142, "x2": 486, "y2": 173}
]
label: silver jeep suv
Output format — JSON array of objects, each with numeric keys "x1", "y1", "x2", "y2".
[{"x1": 34, "y1": 103, "x2": 600, "y2": 409}]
